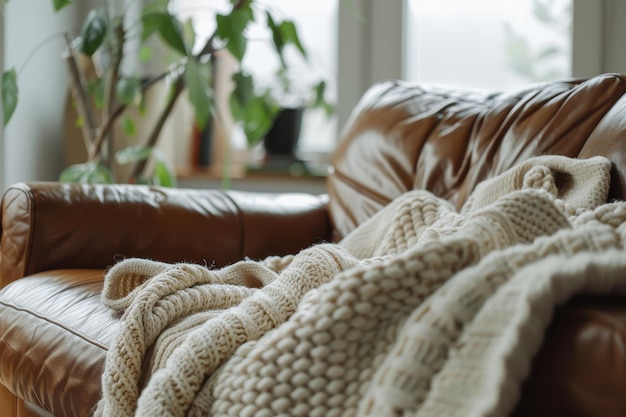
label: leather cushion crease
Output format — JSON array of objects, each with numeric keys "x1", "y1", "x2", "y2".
[
  {"x1": 0, "y1": 184, "x2": 331, "y2": 287},
  {"x1": 1, "y1": 73, "x2": 626, "y2": 416},
  {"x1": 0, "y1": 270, "x2": 111, "y2": 416},
  {"x1": 327, "y1": 74, "x2": 626, "y2": 239}
]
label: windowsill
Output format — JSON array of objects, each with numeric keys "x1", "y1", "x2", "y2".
[{"x1": 175, "y1": 160, "x2": 329, "y2": 194}]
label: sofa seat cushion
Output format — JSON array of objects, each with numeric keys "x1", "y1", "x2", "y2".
[
  {"x1": 2, "y1": 269, "x2": 626, "y2": 417},
  {"x1": 0, "y1": 270, "x2": 112, "y2": 417},
  {"x1": 513, "y1": 294, "x2": 626, "y2": 417}
]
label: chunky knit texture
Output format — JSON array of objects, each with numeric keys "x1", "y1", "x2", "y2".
[{"x1": 96, "y1": 155, "x2": 626, "y2": 417}]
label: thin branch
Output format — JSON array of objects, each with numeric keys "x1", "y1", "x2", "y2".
[
  {"x1": 103, "y1": 0, "x2": 249, "y2": 178},
  {"x1": 100, "y1": 22, "x2": 126, "y2": 165},
  {"x1": 16, "y1": 31, "x2": 69, "y2": 75},
  {"x1": 130, "y1": 78, "x2": 185, "y2": 180},
  {"x1": 196, "y1": 33, "x2": 217, "y2": 59},
  {"x1": 86, "y1": 63, "x2": 184, "y2": 162},
  {"x1": 87, "y1": 104, "x2": 126, "y2": 161},
  {"x1": 142, "y1": 63, "x2": 184, "y2": 90},
  {"x1": 62, "y1": 34, "x2": 99, "y2": 150}
]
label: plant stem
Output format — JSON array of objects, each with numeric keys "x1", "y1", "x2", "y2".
[
  {"x1": 99, "y1": 21, "x2": 125, "y2": 166},
  {"x1": 119, "y1": 0, "x2": 248, "y2": 180},
  {"x1": 63, "y1": 34, "x2": 99, "y2": 150},
  {"x1": 130, "y1": 78, "x2": 185, "y2": 180},
  {"x1": 126, "y1": 24, "x2": 220, "y2": 180},
  {"x1": 88, "y1": 104, "x2": 126, "y2": 161}
]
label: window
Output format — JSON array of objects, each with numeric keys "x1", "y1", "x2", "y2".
[
  {"x1": 171, "y1": 0, "x2": 338, "y2": 166},
  {"x1": 241, "y1": 0, "x2": 338, "y2": 158},
  {"x1": 171, "y1": 0, "x2": 595, "y2": 172},
  {"x1": 405, "y1": 0, "x2": 572, "y2": 91}
]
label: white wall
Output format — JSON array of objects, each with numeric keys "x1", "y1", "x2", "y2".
[
  {"x1": 3, "y1": 1, "x2": 80, "y2": 190},
  {"x1": 0, "y1": 3, "x2": 5, "y2": 192}
]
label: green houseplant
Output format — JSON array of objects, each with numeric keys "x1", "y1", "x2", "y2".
[
  {"x1": 254, "y1": 64, "x2": 334, "y2": 166},
  {"x1": 1, "y1": 0, "x2": 333, "y2": 185}
]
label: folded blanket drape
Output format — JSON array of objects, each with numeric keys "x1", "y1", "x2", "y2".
[{"x1": 95, "y1": 155, "x2": 626, "y2": 417}]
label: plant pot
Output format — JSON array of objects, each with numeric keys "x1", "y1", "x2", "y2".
[{"x1": 263, "y1": 107, "x2": 304, "y2": 162}]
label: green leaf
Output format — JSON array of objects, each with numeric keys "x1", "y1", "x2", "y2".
[
  {"x1": 116, "y1": 76, "x2": 141, "y2": 106},
  {"x1": 139, "y1": 45, "x2": 153, "y2": 63},
  {"x1": 182, "y1": 18, "x2": 196, "y2": 50},
  {"x1": 279, "y1": 20, "x2": 307, "y2": 58},
  {"x1": 142, "y1": 0, "x2": 169, "y2": 14},
  {"x1": 184, "y1": 58, "x2": 213, "y2": 130},
  {"x1": 59, "y1": 162, "x2": 114, "y2": 184},
  {"x1": 312, "y1": 81, "x2": 326, "y2": 106},
  {"x1": 80, "y1": 9, "x2": 108, "y2": 56},
  {"x1": 230, "y1": 71, "x2": 254, "y2": 107},
  {"x1": 267, "y1": 13, "x2": 307, "y2": 63},
  {"x1": 142, "y1": 12, "x2": 187, "y2": 56},
  {"x1": 216, "y1": 7, "x2": 254, "y2": 61},
  {"x1": 121, "y1": 117, "x2": 137, "y2": 137},
  {"x1": 88, "y1": 163, "x2": 115, "y2": 183},
  {"x1": 153, "y1": 161, "x2": 175, "y2": 186},
  {"x1": 52, "y1": 0, "x2": 73, "y2": 12},
  {"x1": 151, "y1": 149, "x2": 177, "y2": 187},
  {"x1": 243, "y1": 96, "x2": 278, "y2": 146},
  {"x1": 266, "y1": 12, "x2": 283, "y2": 54},
  {"x1": 532, "y1": 0, "x2": 553, "y2": 25},
  {"x1": 322, "y1": 101, "x2": 334, "y2": 117},
  {"x1": 311, "y1": 81, "x2": 335, "y2": 116},
  {"x1": 115, "y1": 145, "x2": 152, "y2": 165},
  {"x1": 230, "y1": 74, "x2": 278, "y2": 146},
  {"x1": 59, "y1": 164, "x2": 87, "y2": 182},
  {"x1": 75, "y1": 115, "x2": 84, "y2": 128},
  {"x1": 2, "y1": 68, "x2": 18, "y2": 127},
  {"x1": 88, "y1": 77, "x2": 106, "y2": 109},
  {"x1": 138, "y1": 95, "x2": 147, "y2": 115}
]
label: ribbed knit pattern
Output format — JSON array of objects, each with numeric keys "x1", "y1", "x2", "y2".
[
  {"x1": 96, "y1": 245, "x2": 357, "y2": 417},
  {"x1": 96, "y1": 155, "x2": 626, "y2": 417},
  {"x1": 360, "y1": 222, "x2": 622, "y2": 417},
  {"x1": 461, "y1": 155, "x2": 611, "y2": 216}
]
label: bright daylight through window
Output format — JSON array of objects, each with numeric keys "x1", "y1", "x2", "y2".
[
  {"x1": 405, "y1": 0, "x2": 572, "y2": 91},
  {"x1": 170, "y1": 0, "x2": 338, "y2": 167},
  {"x1": 170, "y1": 0, "x2": 571, "y2": 165}
]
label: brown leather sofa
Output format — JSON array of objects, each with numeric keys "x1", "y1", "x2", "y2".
[{"x1": 1, "y1": 73, "x2": 626, "y2": 417}]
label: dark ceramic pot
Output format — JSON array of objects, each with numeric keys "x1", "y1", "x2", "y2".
[{"x1": 263, "y1": 107, "x2": 304, "y2": 159}]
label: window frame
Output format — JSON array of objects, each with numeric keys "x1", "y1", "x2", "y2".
[{"x1": 337, "y1": 0, "x2": 603, "y2": 131}]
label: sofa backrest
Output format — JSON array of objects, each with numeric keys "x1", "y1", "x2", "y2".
[{"x1": 327, "y1": 73, "x2": 626, "y2": 240}]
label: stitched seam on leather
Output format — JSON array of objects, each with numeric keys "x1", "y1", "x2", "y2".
[
  {"x1": 2, "y1": 186, "x2": 35, "y2": 286},
  {"x1": 22, "y1": 186, "x2": 36, "y2": 280},
  {"x1": 0, "y1": 299, "x2": 109, "y2": 351}
]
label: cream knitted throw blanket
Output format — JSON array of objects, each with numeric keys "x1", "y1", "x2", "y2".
[{"x1": 95, "y1": 155, "x2": 626, "y2": 417}]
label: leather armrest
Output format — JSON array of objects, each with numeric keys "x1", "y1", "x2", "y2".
[
  {"x1": 0, "y1": 182, "x2": 331, "y2": 288},
  {"x1": 513, "y1": 294, "x2": 626, "y2": 417}
]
